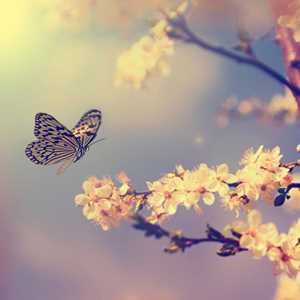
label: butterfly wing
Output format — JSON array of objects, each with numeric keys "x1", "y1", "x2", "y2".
[
  {"x1": 72, "y1": 109, "x2": 102, "y2": 148},
  {"x1": 34, "y1": 112, "x2": 79, "y2": 148},
  {"x1": 26, "y1": 112, "x2": 80, "y2": 166},
  {"x1": 25, "y1": 139, "x2": 77, "y2": 166}
]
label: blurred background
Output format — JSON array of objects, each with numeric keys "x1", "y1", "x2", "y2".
[{"x1": 1, "y1": 0, "x2": 299, "y2": 299}]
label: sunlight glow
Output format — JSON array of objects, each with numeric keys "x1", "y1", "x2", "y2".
[{"x1": 0, "y1": 1, "x2": 32, "y2": 54}]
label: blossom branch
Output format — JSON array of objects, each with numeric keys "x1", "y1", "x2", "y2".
[
  {"x1": 131, "y1": 213, "x2": 246, "y2": 256},
  {"x1": 74, "y1": 145, "x2": 300, "y2": 277},
  {"x1": 166, "y1": 16, "x2": 300, "y2": 98},
  {"x1": 75, "y1": 146, "x2": 298, "y2": 229}
]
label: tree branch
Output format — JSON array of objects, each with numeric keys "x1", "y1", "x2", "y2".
[
  {"x1": 167, "y1": 17, "x2": 300, "y2": 98},
  {"x1": 131, "y1": 214, "x2": 247, "y2": 256}
]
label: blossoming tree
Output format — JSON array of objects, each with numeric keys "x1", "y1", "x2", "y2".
[{"x1": 67, "y1": 1, "x2": 300, "y2": 299}]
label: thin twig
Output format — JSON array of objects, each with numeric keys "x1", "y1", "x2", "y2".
[
  {"x1": 131, "y1": 214, "x2": 246, "y2": 256},
  {"x1": 167, "y1": 17, "x2": 300, "y2": 97},
  {"x1": 281, "y1": 159, "x2": 300, "y2": 172}
]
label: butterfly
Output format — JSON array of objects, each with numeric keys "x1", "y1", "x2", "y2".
[{"x1": 25, "y1": 109, "x2": 103, "y2": 174}]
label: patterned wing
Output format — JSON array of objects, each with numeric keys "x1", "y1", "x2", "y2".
[
  {"x1": 34, "y1": 112, "x2": 79, "y2": 148},
  {"x1": 72, "y1": 109, "x2": 102, "y2": 148},
  {"x1": 25, "y1": 139, "x2": 77, "y2": 166}
]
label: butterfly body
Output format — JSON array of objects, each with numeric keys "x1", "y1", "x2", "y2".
[
  {"x1": 25, "y1": 109, "x2": 102, "y2": 173},
  {"x1": 74, "y1": 144, "x2": 87, "y2": 162}
]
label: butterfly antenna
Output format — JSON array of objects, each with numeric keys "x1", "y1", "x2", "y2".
[{"x1": 90, "y1": 138, "x2": 106, "y2": 146}]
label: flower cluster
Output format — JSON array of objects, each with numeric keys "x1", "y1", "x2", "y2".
[
  {"x1": 114, "y1": 1, "x2": 190, "y2": 88},
  {"x1": 146, "y1": 146, "x2": 292, "y2": 222},
  {"x1": 114, "y1": 19, "x2": 174, "y2": 89},
  {"x1": 231, "y1": 210, "x2": 300, "y2": 277},
  {"x1": 278, "y1": 0, "x2": 300, "y2": 43},
  {"x1": 145, "y1": 163, "x2": 237, "y2": 223},
  {"x1": 235, "y1": 146, "x2": 291, "y2": 204},
  {"x1": 74, "y1": 174, "x2": 137, "y2": 230},
  {"x1": 217, "y1": 89, "x2": 298, "y2": 128},
  {"x1": 75, "y1": 145, "x2": 295, "y2": 228}
]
